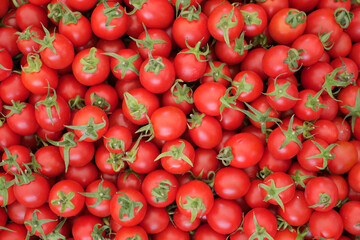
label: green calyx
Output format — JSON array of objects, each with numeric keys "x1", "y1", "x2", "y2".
[
  {"x1": 285, "y1": 9, "x2": 306, "y2": 28},
  {"x1": 240, "y1": 101, "x2": 281, "y2": 134},
  {"x1": 284, "y1": 48, "x2": 305, "y2": 72},
  {"x1": 334, "y1": 7, "x2": 354, "y2": 29},
  {"x1": 179, "y1": 195, "x2": 206, "y2": 223},
  {"x1": 256, "y1": 167, "x2": 274, "y2": 180},
  {"x1": 59, "y1": 1, "x2": 82, "y2": 25},
  {"x1": 216, "y1": 146, "x2": 234, "y2": 166},
  {"x1": 232, "y1": 31, "x2": 252, "y2": 55},
  {"x1": 102, "y1": 2, "x2": 124, "y2": 29},
  {"x1": 215, "y1": 6, "x2": 238, "y2": 47},
  {"x1": 125, "y1": 234, "x2": 141, "y2": 240},
  {"x1": 0, "y1": 176, "x2": 15, "y2": 206},
  {"x1": 127, "y1": 0, "x2": 147, "y2": 15},
  {"x1": 144, "y1": 52, "x2": 165, "y2": 75},
  {"x1": 90, "y1": 224, "x2": 110, "y2": 240},
  {"x1": 45, "y1": 218, "x2": 68, "y2": 240},
  {"x1": 290, "y1": 170, "x2": 314, "y2": 189},
  {"x1": 106, "y1": 152, "x2": 126, "y2": 172},
  {"x1": 135, "y1": 116, "x2": 154, "y2": 141},
  {"x1": 90, "y1": 93, "x2": 111, "y2": 112},
  {"x1": 342, "y1": 89, "x2": 360, "y2": 132},
  {"x1": 65, "y1": 117, "x2": 107, "y2": 141},
  {"x1": 102, "y1": 52, "x2": 140, "y2": 79},
  {"x1": 249, "y1": 212, "x2": 274, "y2": 240},
  {"x1": 3, "y1": 100, "x2": 26, "y2": 118},
  {"x1": 259, "y1": 179, "x2": 293, "y2": 211},
  {"x1": 250, "y1": 33, "x2": 269, "y2": 49},
  {"x1": 68, "y1": 95, "x2": 85, "y2": 110},
  {"x1": 105, "y1": 137, "x2": 126, "y2": 152},
  {"x1": 22, "y1": 53, "x2": 42, "y2": 73},
  {"x1": 0, "y1": 147, "x2": 22, "y2": 175},
  {"x1": 16, "y1": 25, "x2": 38, "y2": 41},
  {"x1": 319, "y1": 30, "x2": 334, "y2": 50},
  {"x1": 154, "y1": 141, "x2": 193, "y2": 167},
  {"x1": 179, "y1": 5, "x2": 201, "y2": 21},
  {"x1": 264, "y1": 77, "x2": 300, "y2": 102},
  {"x1": 31, "y1": 24, "x2": 57, "y2": 55},
  {"x1": 24, "y1": 209, "x2": 56, "y2": 240},
  {"x1": 151, "y1": 180, "x2": 174, "y2": 203},
  {"x1": 336, "y1": 58, "x2": 356, "y2": 83},
  {"x1": 218, "y1": 86, "x2": 244, "y2": 121},
  {"x1": 241, "y1": 10, "x2": 262, "y2": 26},
  {"x1": 80, "y1": 180, "x2": 112, "y2": 208},
  {"x1": 322, "y1": 66, "x2": 352, "y2": 101},
  {"x1": 122, "y1": 136, "x2": 142, "y2": 164},
  {"x1": 47, "y1": 132, "x2": 77, "y2": 172},
  {"x1": 278, "y1": 115, "x2": 303, "y2": 150},
  {"x1": 181, "y1": 39, "x2": 210, "y2": 62},
  {"x1": 304, "y1": 90, "x2": 327, "y2": 112},
  {"x1": 307, "y1": 141, "x2": 337, "y2": 170},
  {"x1": 175, "y1": 0, "x2": 191, "y2": 17},
  {"x1": 170, "y1": 79, "x2": 194, "y2": 104},
  {"x1": 130, "y1": 24, "x2": 166, "y2": 53},
  {"x1": 117, "y1": 192, "x2": 143, "y2": 221},
  {"x1": 47, "y1": 2, "x2": 66, "y2": 23},
  {"x1": 50, "y1": 191, "x2": 75, "y2": 213},
  {"x1": 80, "y1": 47, "x2": 100, "y2": 74},
  {"x1": 202, "y1": 61, "x2": 232, "y2": 83},
  {"x1": 187, "y1": 110, "x2": 205, "y2": 129},
  {"x1": 309, "y1": 193, "x2": 332, "y2": 209},
  {"x1": 123, "y1": 92, "x2": 148, "y2": 120},
  {"x1": 12, "y1": 164, "x2": 35, "y2": 186},
  {"x1": 34, "y1": 84, "x2": 61, "y2": 125}
]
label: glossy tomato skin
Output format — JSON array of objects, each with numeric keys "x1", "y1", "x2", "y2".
[
  {"x1": 34, "y1": 146, "x2": 65, "y2": 177},
  {"x1": 176, "y1": 180, "x2": 214, "y2": 221},
  {"x1": 115, "y1": 226, "x2": 149, "y2": 240},
  {"x1": 142, "y1": 169, "x2": 178, "y2": 208},
  {"x1": 48, "y1": 179, "x2": 85, "y2": 217},
  {"x1": 208, "y1": 3, "x2": 244, "y2": 44},
  {"x1": 159, "y1": 138, "x2": 195, "y2": 175},
  {"x1": 194, "y1": 223, "x2": 227, "y2": 240},
  {"x1": 240, "y1": 4, "x2": 268, "y2": 37},
  {"x1": 207, "y1": 198, "x2": 243, "y2": 234},
  {"x1": 139, "y1": 206, "x2": 169, "y2": 234},
  {"x1": 194, "y1": 82, "x2": 227, "y2": 116},
  {"x1": 14, "y1": 173, "x2": 50, "y2": 208},
  {"x1": 0, "y1": 173, "x2": 15, "y2": 206},
  {"x1": 72, "y1": 215, "x2": 105, "y2": 240},
  {"x1": 309, "y1": 210, "x2": 343, "y2": 240},
  {"x1": 59, "y1": 14, "x2": 92, "y2": 47},
  {"x1": 122, "y1": 88, "x2": 159, "y2": 125},
  {"x1": 152, "y1": 223, "x2": 190, "y2": 240},
  {"x1": 172, "y1": 12, "x2": 210, "y2": 49},
  {"x1": 305, "y1": 177, "x2": 339, "y2": 212},
  {"x1": 70, "y1": 105, "x2": 109, "y2": 142},
  {"x1": 269, "y1": 8, "x2": 307, "y2": 45},
  {"x1": 278, "y1": 190, "x2": 313, "y2": 226},
  {"x1": 262, "y1": 45, "x2": 298, "y2": 78},
  {"x1": 214, "y1": 167, "x2": 250, "y2": 200},
  {"x1": 243, "y1": 208, "x2": 278, "y2": 239},
  {"x1": 189, "y1": 115, "x2": 223, "y2": 149},
  {"x1": 110, "y1": 189, "x2": 147, "y2": 227},
  {"x1": 173, "y1": 207, "x2": 201, "y2": 232},
  {"x1": 340, "y1": 201, "x2": 360, "y2": 235},
  {"x1": 127, "y1": 140, "x2": 160, "y2": 174},
  {"x1": 224, "y1": 133, "x2": 264, "y2": 168},
  {"x1": 72, "y1": 47, "x2": 110, "y2": 86},
  {"x1": 24, "y1": 204, "x2": 58, "y2": 237},
  {"x1": 84, "y1": 179, "x2": 117, "y2": 217},
  {"x1": 91, "y1": 2, "x2": 128, "y2": 40},
  {"x1": 0, "y1": 223, "x2": 28, "y2": 240},
  {"x1": 150, "y1": 106, "x2": 187, "y2": 141},
  {"x1": 0, "y1": 73, "x2": 30, "y2": 104},
  {"x1": 133, "y1": 0, "x2": 174, "y2": 29}
]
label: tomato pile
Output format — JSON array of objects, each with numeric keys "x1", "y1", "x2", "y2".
[{"x1": 0, "y1": 0, "x2": 360, "y2": 239}]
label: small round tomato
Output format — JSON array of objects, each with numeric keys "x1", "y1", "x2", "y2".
[
  {"x1": 214, "y1": 167, "x2": 250, "y2": 200},
  {"x1": 68, "y1": 105, "x2": 109, "y2": 142},
  {"x1": 48, "y1": 179, "x2": 85, "y2": 217},
  {"x1": 110, "y1": 189, "x2": 147, "y2": 227},
  {"x1": 150, "y1": 106, "x2": 187, "y2": 141},
  {"x1": 305, "y1": 177, "x2": 339, "y2": 212},
  {"x1": 141, "y1": 169, "x2": 178, "y2": 208}
]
